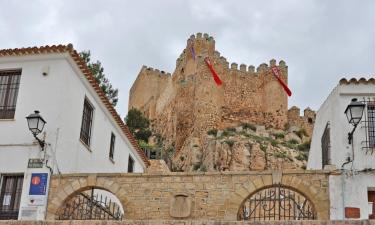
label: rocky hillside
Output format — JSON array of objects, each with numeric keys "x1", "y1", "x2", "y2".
[{"x1": 171, "y1": 123, "x2": 311, "y2": 172}]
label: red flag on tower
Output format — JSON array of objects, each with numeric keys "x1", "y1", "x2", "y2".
[{"x1": 204, "y1": 57, "x2": 222, "y2": 86}]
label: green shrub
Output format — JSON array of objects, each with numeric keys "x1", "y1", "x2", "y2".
[
  {"x1": 225, "y1": 127, "x2": 236, "y2": 132},
  {"x1": 222, "y1": 130, "x2": 235, "y2": 137},
  {"x1": 297, "y1": 141, "x2": 311, "y2": 152},
  {"x1": 260, "y1": 144, "x2": 267, "y2": 152},
  {"x1": 288, "y1": 139, "x2": 299, "y2": 145},
  {"x1": 180, "y1": 156, "x2": 185, "y2": 161},
  {"x1": 284, "y1": 122, "x2": 290, "y2": 131},
  {"x1": 241, "y1": 123, "x2": 256, "y2": 131},
  {"x1": 273, "y1": 132, "x2": 285, "y2": 139},
  {"x1": 207, "y1": 129, "x2": 218, "y2": 136},
  {"x1": 274, "y1": 151, "x2": 287, "y2": 158},
  {"x1": 270, "y1": 139, "x2": 279, "y2": 147},
  {"x1": 295, "y1": 128, "x2": 308, "y2": 139},
  {"x1": 192, "y1": 144, "x2": 199, "y2": 148},
  {"x1": 296, "y1": 152, "x2": 308, "y2": 161},
  {"x1": 224, "y1": 140, "x2": 235, "y2": 148}
]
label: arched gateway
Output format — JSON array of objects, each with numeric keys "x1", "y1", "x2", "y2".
[
  {"x1": 56, "y1": 187, "x2": 124, "y2": 220},
  {"x1": 238, "y1": 185, "x2": 316, "y2": 221}
]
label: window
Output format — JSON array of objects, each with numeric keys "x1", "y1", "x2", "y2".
[
  {"x1": 80, "y1": 98, "x2": 94, "y2": 146},
  {"x1": 0, "y1": 174, "x2": 24, "y2": 220},
  {"x1": 128, "y1": 156, "x2": 134, "y2": 173},
  {"x1": 367, "y1": 105, "x2": 375, "y2": 148},
  {"x1": 0, "y1": 70, "x2": 21, "y2": 119},
  {"x1": 321, "y1": 123, "x2": 331, "y2": 168},
  {"x1": 109, "y1": 133, "x2": 115, "y2": 160}
]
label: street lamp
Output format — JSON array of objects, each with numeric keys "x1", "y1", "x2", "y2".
[
  {"x1": 26, "y1": 110, "x2": 46, "y2": 149},
  {"x1": 344, "y1": 98, "x2": 365, "y2": 144}
]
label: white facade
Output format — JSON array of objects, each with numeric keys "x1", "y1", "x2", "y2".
[
  {"x1": 308, "y1": 80, "x2": 375, "y2": 219},
  {"x1": 0, "y1": 49, "x2": 147, "y2": 220}
]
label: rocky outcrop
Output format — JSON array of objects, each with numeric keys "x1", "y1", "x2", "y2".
[{"x1": 172, "y1": 124, "x2": 310, "y2": 172}]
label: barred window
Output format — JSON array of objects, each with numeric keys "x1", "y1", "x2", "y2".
[
  {"x1": 367, "y1": 105, "x2": 375, "y2": 148},
  {"x1": 321, "y1": 122, "x2": 331, "y2": 168},
  {"x1": 80, "y1": 98, "x2": 94, "y2": 146},
  {"x1": 0, "y1": 70, "x2": 21, "y2": 119},
  {"x1": 0, "y1": 174, "x2": 24, "y2": 220},
  {"x1": 109, "y1": 133, "x2": 115, "y2": 160},
  {"x1": 360, "y1": 98, "x2": 375, "y2": 153},
  {"x1": 128, "y1": 156, "x2": 134, "y2": 173}
]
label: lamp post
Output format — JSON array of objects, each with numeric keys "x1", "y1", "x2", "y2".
[
  {"x1": 26, "y1": 110, "x2": 46, "y2": 149},
  {"x1": 344, "y1": 98, "x2": 365, "y2": 144}
]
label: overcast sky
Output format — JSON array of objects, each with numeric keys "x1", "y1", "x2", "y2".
[{"x1": 1, "y1": 0, "x2": 375, "y2": 117}]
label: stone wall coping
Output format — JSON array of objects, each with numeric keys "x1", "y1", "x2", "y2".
[
  {"x1": 52, "y1": 169, "x2": 333, "y2": 179},
  {"x1": 1, "y1": 220, "x2": 375, "y2": 225}
]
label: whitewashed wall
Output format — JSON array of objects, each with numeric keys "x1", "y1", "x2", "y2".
[
  {"x1": 308, "y1": 83, "x2": 375, "y2": 220},
  {"x1": 0, "y1": 53, "x2": 145, "y2": 175},
  {"x1": 308, "y1": 84, "x2": 375, "y2": 170},
  {"x1": 330, "y1": 173, "x2": 375, "y2": 220}
]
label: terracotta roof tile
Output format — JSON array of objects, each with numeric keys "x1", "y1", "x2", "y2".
[
  {"x1": 339, "y1": 77, "x2": 375, "y2": 85},
  {"x1": 0, "y1": 44, "x2": 150, "y2": 167}
]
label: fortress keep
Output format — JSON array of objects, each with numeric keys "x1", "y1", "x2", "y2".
[{"x1": 129, "y1": 33, "x2": 314, "y2": 157}]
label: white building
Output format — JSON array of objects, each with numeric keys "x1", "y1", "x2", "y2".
[
  {"x1": 308, "y1": 78, "x2": 375, "y2": 220},
  {"x1": 0, "y1": 44, "x2": 149, "y2": 220}
]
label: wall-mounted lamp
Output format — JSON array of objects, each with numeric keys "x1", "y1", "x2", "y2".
[
  {"x1": 344, "y1": 98, "x2": 365, "y2": 144},
  {"x1": 26, "y1": 110, "x2": 46, "y2": 149}
]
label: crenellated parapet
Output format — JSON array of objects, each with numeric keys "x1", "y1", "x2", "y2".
[
  {"x1": 287, "y1": 106, "x2": 316, "y2": 136},
  {"x1": 129, "y1": 65, "x2": 171, "y2": 117},
  {"x1": 129, "y1": 33, "x2": 300, "y2": 155}
]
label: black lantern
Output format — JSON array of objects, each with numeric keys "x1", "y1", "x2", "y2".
[
  {"x1": 26, "y1": 110, "x2": 46, "y2": 149},
  {"x1": 345, "y1": 98, "x2": 365, "y2": 126},
  {"x1": 344, "y1": 98, "x2": 365, "y2": 144}
]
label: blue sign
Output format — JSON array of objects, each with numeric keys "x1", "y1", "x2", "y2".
[{"x1": 29, "y1": 173, "x2": 48, "y2": 195}]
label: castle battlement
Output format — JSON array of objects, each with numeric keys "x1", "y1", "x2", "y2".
[
  {"x1": 140, "y1": 65, "x2": 172, "y2": 77},
  {"x1": 129, "y1": 33, "x2": 302, "y2": 153}
]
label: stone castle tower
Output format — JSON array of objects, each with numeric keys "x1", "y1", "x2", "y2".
[{"x1": 129, "y1": 33, "x2": 311, "y2": 155}]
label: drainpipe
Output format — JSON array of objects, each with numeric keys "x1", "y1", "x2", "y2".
[{"x1": 341, "y1": 171, "x2": 346, "y2": 220}]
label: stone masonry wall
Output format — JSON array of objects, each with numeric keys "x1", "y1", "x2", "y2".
[
  {"x1": 129, "y1": 33, "x2": 291, "y2": 155},
  {"x1": 46, "y1": 170, "x2": 330, "y2": 221},
  {"x1": 287, "y1": 106, "x2": 316, "y2": 136},
  {"x1": 3, "y1": 220, "x2": 375, "y2": 225}
]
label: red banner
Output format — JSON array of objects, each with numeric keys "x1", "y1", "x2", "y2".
[
  {"x1": 271, "y1": 66, "x2": 292, "y2": 97},
  {"x1": 204, "y1": 57, "x2": 222, "y2": 86}
]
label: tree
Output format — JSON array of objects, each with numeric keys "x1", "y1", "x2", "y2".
[
  {"x1": 125, "y1": 108, "x2": 151, "y2": 143},
  {"x1": 79, "y1": 51, "x2": 119, "y2": 107}
]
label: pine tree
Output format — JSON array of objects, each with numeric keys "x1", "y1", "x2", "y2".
[
  {"x1": 125, "y1": 108, "x2": 152, "y2": 142},
  {"x1": 79, "y1": 51, "x2": 119, "y2": 107}
]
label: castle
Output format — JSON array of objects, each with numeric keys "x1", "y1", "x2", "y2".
[{"x1": 129, "y1": 33, "x2": 315, "y2": 156}]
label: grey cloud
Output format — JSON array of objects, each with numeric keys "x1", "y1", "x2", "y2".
[{"x1": 1, "y1": 0, "x2": 375, "y2": 116}]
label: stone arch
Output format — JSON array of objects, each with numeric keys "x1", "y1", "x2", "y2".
[
  {"x1": 224, "y1": 175, "x2": 329, "y2": 220},
  {"x1": 237, "y1": 184, "x2": 316, "y2": 220},
  {"x1": 47, "y1": 176, "x2": 129, "y2": 220}
]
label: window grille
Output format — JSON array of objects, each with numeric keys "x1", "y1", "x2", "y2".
[
  {"x1": 109, "y1": 133, "x2": 115, "y2": 160},
  {"x1": 80, "y1": 98, "x2": 94, "y2": 146},
  {"x1": 321, "y1": 122, "x2": 331, "y2": 168},
  {"x1": 128, "y1": 156, "x2": 134, "y2": 173},
  {"x1": 360, "y1": 97, "x2": 375, "y2": 154},
  {"x1": 0, "y1": 174, "x2": 24, "y2": 220},
  {"x1": 0, "y1": 70, "x2": 21, "y2": 119}
]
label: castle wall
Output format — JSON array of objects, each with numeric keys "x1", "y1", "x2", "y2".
[
  {"x1": 129, "y1": 33, "x2": 291, "y2": 155},
  {"x1": 287, "y1": 106, "x2": 316, "y2": 136},
  {"x1": 129, "y1": 66, "x2": 171, "y2": 118}
]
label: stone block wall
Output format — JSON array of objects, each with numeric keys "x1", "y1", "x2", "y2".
[
  {"x1": 287, "y1": 106, "x2": 316, "y2": 136},
  {"x1": 46, "y1": 170, "x2": 330, "y2": 221},
  {"x1": 129, "y1": 33, "x2": 291, "y2": 155},
  {"x1": 2, "y1": 220, "x2": 375, "y2": 225}
]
